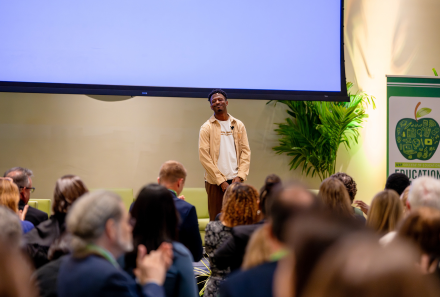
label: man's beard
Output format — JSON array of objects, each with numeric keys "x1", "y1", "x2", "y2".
[{"x1": 116, "y1": 230, "x2": 133, "y2": 253}]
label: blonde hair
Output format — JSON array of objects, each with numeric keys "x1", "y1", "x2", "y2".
[
  {"x1": 0, "y1": 179, "x2": 20, "y2": 213},
  {"x1": 367, "y1": 190, "x2": 403, "y2": 233},
  {"x1": 242, "y1": 226, "x2": 271, "y2": 270},
  {"x1": 318, "y1": 178, "x2": 353, "y2": 217},
  {"x1": 158, "y1": 160, "x2": 187, "y2": 183}
]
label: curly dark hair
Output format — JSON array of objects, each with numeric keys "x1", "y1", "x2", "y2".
[
  {"x1": 220, "y1": 183, "x2": 259, "y2": 227},
  {"x1": 330, "y1": 172, "x2": 357, "y2": 203},
  {"x1": 208, "y1": 89, "x2": 228, "y2": 103},
  {"x1": 260, "y1": 174, "x2": 282, "y2": 217}
]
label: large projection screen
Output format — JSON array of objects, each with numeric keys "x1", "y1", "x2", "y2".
[{"x1": 0, "y1": 0, "x2": 347, "y2": 101}]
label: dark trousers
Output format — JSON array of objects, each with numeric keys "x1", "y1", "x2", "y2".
[{"x1": 205, "y1": 180, "x2": 232, "y2": 221}]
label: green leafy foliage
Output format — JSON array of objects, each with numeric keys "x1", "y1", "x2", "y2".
[
  {"x1": 271, "y1": 82, "x2": 375, "y2": 180},
  {"x1": 416, "y1": 107, "x2": 432, "y2": 119},
  {"x1": 433, "y1": 68, "x2": 438, "y2": 76}
]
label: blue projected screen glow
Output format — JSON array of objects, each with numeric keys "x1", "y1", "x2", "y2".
[{"x1": 0, "y1": 0, "x2": 346, "y2": 101}]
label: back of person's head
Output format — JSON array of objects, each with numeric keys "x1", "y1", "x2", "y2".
[
  {"x1": 0, "y1": 179, "x2": 20, "y2": 213},
  {"x1": 268, "y1": 182, "x2": 319, "y2": 243},
  {"x1": 259, "y1": 174, "x2": 281, "y2": 217},
  {"x1": 301, "y1": 234, "x2": 440, "y2": 297},
  {"x1": 0, "y1": 244, "x2": 38, "y2": 297},
  {"x1": 367, "y1": 190, "x2": 403, "y2": 234},
  {"x1": 130, "y1": 184, "x2": 178, "y2": 252},
  {"x1": 385, "y1": 173, "x2": 411, "y2": 196},
  {"x1": 397, "y1": 207, "x2": 440, "y2": 258},
  {"x1": 318, "y1": 177, "x2": 353, "y2": 217},
  {"x1": 222, "y1": 182, "x2": 240, "y2": 208},
  {"x1": 67, "y1": 190, "x2": 123, "y2": 256},
  {"x1": 220, "y1": 183, "x2": 259, "y2": 227},
  {"x1": 52, "y1": 175, "x2": 88, "y2": 215},
  {"x1": 408, "y1": 177, "x2": 440, "y2": 210},
  {"x1": 0, "y1": 206, "x2": 23, "y2": 249},
  {"x1": 158, "y1": 160, "x2": 187, "y2": 184},
  {"x1": 47, "y1": 233, "x2": 72, "y2": 261},
  {"x1": 285, "y1": 210, "x2": 365, "y2": 297},
  {"x1": 330, "y1": 172, "x2": 357, "y2": 203},
  {"x1": 3, "y1": 167, "x2": 33, "y2": 188}
]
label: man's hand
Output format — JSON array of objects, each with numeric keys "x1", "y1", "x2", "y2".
[
  {"x1": 353, "y1": 200, "x2": 370, "y2": 215},
  {"x1": 134, "y1": 242, "x2": 173, "y2": 286},
  {"x1": 19, "y1": 205, "x2": 29, "y2": 221},
  {"x1": 178, "y1": 195, "x2": 185, "y2": 200},
  {"x1": 232, "y1": 177, "x2": 242, "y2": 184},
  {"x1": 220, "y1": 181, "x2": 229, "y2": 192}
]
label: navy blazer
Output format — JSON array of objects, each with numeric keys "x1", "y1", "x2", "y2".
[
  {"x1": 58, "y1": 254, "x2": 164, "y2": 297},
  {"x1": 219, "y1": 261, "x2": 278, "y2": 297},
  {"x1": 170, "y1": 192, "x2": 203, "y2": 262}
]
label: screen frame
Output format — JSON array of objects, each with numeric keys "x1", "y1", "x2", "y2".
[{"x1": 0, "y1": 1, "x2": 348, "y2": 102}]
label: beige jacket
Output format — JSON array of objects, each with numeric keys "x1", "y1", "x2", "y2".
[{"x1": 199, "y1": 114, "x2": 251, "y2": 185}]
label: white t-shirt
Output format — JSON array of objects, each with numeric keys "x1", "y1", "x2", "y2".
[{"x1": 217, "y1": 118, "x2": 238, "y2": 180}]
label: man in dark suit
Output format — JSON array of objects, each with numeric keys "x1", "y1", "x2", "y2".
[
  {"x1": 58, "y1": 190, "x2": 172, "y2": 297},
  {"x1": 157, "y1": 160, "x2": 203, "y2": 262},
  {"x1": 219, "y1": 182, "x2": 319, "y2": 297},
  {"x1": 4, "y1": 167, "x2": 48, "y2": 226}
]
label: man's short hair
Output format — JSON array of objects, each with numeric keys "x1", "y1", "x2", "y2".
[
  {"x1": 159, "y1": 160, "x2": 187, "y2": 184},
  {"x1": 67, "y1": 190, "x2": 123, "y2": 256},
  {"x1": 408, "y1": 177, "x2": 440, "y2": 210},
  {"x1": 330, "y1": 172, "x2": 357, "y2": 202},
  {"x1": 385, "y1": 173, "x2": 411, "y2": 196},
  {"x1": 208, "y1": 89, "x2": 228, "y2": 103},
  {"x1": 3, "y1": 167, "x2": 33, "y2": 188},
  {"x1": 0, "y1": 206, "x2": 23, "y2": 248}
]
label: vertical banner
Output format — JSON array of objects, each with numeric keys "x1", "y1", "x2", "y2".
[{"x1": 387, "y1": 76, "x2": 440, "y2": 180}]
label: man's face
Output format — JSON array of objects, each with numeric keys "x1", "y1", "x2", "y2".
[
  {"x1": 115, "y1": 203, "x2": 133, "y2": 253},
  {"x1": 21, "y1": 177, "x2": 32, "y2": 204},
  {"x1": 210, "y1": 93, "x2": 228, "y2": 113}
]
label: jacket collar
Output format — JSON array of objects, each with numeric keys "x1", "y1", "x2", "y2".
[{"x1": 209, "y1": 113, "x2": 236, "y2": 124}]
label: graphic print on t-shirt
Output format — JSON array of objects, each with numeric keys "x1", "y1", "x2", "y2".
[{"x1": 217, "y1": 118, "x2": 238, "y2": 180}]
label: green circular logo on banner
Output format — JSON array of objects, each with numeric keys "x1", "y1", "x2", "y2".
[{"x1": 395, "y1": 102, "x2": 440, "y2": 160}]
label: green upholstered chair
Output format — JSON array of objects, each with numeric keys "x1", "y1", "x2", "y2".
[
  {"x1": 181, "y1": 188, "x2": 209, "y2": 246},
  {"x1": 90, "y1": 188, "x2": 134, "y2": 212},
  {"x1": 28, "y1": 199, "x2": 52, "y2": 216}
]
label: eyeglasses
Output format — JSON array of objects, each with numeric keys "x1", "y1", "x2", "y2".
[{"x1": 19, "y1": 186, "x2": 35, "y2": 193}]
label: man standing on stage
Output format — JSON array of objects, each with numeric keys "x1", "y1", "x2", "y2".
[{"x1": 199, "y1": 89, "x2": 251, "y2": 221}]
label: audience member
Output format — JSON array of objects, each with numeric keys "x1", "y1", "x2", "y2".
[
  {"x1": 0, "y1": 244, "x2": 38, "y2": 297},
  {"x1": 123, "y1": 184, "x2": 198, "y2": 297},
  {"x1": 331, "y1": 172, "x2": 364, "y2": 221},
  {"x1": 214, "y1": 174, "x2": 281, "y2": 271},
  {"x1": 205, "y1": 184, "x2": 259, "y2": 297},
  {"x1": 4, "y1": 167, "x2": 48, "y2": 226},
  {"x1": 397, "y1": 207, "x2": 440, "y2": 276},
  {"x1": 58, "y1": 190, "x2": 172, "y2": 297},
  {"x1": 25, "y1": 175, "x2": 88, "y2": 268},
  {"x1": 241, "y1": 226, "x2": 271, "y2": 270},
  {"x1": 0, "y1": 177, "x2": 34, "y2": 233},
  {"x1": 355, "y1": 173, "x2": 411, "y2": 215},
  {"x1": 318, "y1": 178, "x2": 357, "y2": 220},
  {"x1": 220, "y1": 182, "x2": 318, "y2": 297},
  {"x1": 385, "y1": 172, "x2": 411, "y2": 195},
  {"x1": 214, "y1": 182, "x2": 240, "y2": 221},
  {"x1": 301, "y1": 234, "x2": 440, "y2": 297},
  {"x1": 273, "y1": 210, "x2": 364, "y2": 297},
  {"x1": 0, "y1": 205, "x2": 24, "y2": 249},
  {"x1": 367, "y1": 190, "x2": 403, "y2": 234},
  {"x1": 400, "y1": 185, "x2": 410, "y2": 215},
  {"x1": 380, "y1": 177, "x2": 440, "y2": 245},
  {"x1": 156, "y1": 160, "x2": 203, "y2": 262}
]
